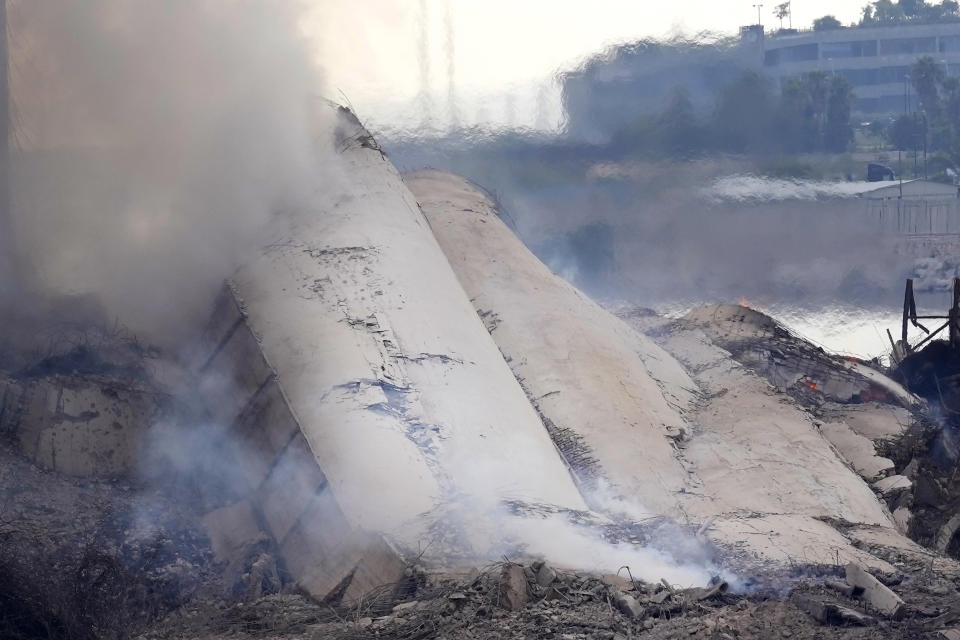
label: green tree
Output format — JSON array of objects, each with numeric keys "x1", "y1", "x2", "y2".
[
  {"x1": 859, "y1": 0, "x2": 960, "y2": 24},
  {"x1": 774, "y1": 2, "x2": 791, "y2": 28},
  {"x1": 825, "y1": 75, "x2": 855, "y2": 152},
  {"x1": 860, "y1": 0, "x2": 906, "y2": 24},
  {"x1": 656, "y1": 87, "x2": 702, "y2": 157},
  {"x1": 900, "y1": 0, "x2": 925, "y2": 17},
  {"x1": 775, "y1": 71, "x2": 853, "y2": 152},
  {"x1": 813, "y1": 15, "x2": 843, "y2": 29},
  {"x1": 910, "y1": 56, "x2": 946, "y2": 116},
  {"x1": 713, "y1": 71, "x2": 776, "y2": 153},
  {"x1": 887, "y1": 113, "x2": 925, "y2": 150}
]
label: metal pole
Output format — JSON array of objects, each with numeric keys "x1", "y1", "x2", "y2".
[
  {"x1": 0, "y1": 0, "x2": 11, "y2": 293},
  {"x1": 952, "y1": 277, "x2": 960, "y2": 350},
  {"x1": 903, "y1": 278, "x2": 913, "y2": 348}
]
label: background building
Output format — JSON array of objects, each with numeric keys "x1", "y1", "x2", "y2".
[{"x1": 761, "y1": 22, "x2": 960, "y2": 113}]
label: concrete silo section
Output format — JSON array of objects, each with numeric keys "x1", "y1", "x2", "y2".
[{"x1": 197, "y1": 107, "x2": 587, "y2": 601}]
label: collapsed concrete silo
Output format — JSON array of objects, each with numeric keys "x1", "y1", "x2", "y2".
[{"x1": 194, "y1": 106, "x2": 587, "y2": 602}]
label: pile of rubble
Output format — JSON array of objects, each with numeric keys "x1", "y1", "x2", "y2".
[{"x1": 131, "y1": 553, "x2": 960, "y2": 639}]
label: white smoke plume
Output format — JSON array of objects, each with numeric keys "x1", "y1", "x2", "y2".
[{"x1": 4, "y1": 0, "x2": 329, "y2": 344}]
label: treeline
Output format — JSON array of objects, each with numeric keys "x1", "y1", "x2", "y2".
[
  {"x1": 811, "y1": 1, "x2": 960, "y2": 35},
  {"x1": 613, "y1": 71, "x2": 854, "y2": 157},
  {"x1": 860, "y1": 0, "x2": 960, "y2": 26}
]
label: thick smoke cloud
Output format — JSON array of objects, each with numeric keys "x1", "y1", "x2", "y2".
[{"x1": 3, "y1": 0, "x2": 328, "y2": 345}]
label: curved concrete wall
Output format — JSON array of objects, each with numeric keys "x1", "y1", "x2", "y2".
[{"x1": 228, "y1": 107, "x2": 586, "y2": 545}]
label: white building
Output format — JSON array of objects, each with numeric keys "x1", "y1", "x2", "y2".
[{"x1": 758, "y1": 22, "x2": 960, "y2": 113}]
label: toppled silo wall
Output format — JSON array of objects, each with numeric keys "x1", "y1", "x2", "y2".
[
  {"x1": 194, "y1": 284, "x2": 406, "y2": 603},
  {"x1": 225, "y1": 104, "x2": 586, "y2": 560}
]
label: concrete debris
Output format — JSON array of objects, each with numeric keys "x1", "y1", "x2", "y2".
[
  {"x1": 687, "y1": 581, "x2": 729, "y2": 602},
  {"x1": 610, "y1": 590, "x2": 645, "y2": 619},
  {"x1": 845, "y1": 563, "x2": 906, "y2": 619},
  {"x1": 1, "y1": 372, "x2": 164, "y2": 478},
  {"x1": 903, "y1": 457, "x2": 920, "y2": 479},
  {"x1": 873, "y1": 474, "x2": 913, "y2": 496},
  {"x1": 392, "y1": 600, "x2": 420, "y2": 613},
  {"x1": 536, "y1": 562, "x2": 558, "y2": 588},
  {"x1": 938, "y1": 629, "x2": 960, "y2": 640},
  {"x1": 824, "y1": 578, "x2": 862, "y2": 598},
  {"x1": 937, "y1": 512, "x2": 960, "y2": 553},
  {"x1": 498, "y1": 564, "x2": 530, "y2": 611},
  {"x1": 794, "y1": 594, "x2": 873, "y2": 626}
]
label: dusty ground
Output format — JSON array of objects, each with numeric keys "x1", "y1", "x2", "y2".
[
  {"x1": 138, "y1": 555, "x2": 960, "y2": 639},
  {"x1": 7, "y1": 425, "x2": 960, "y2": 640}
]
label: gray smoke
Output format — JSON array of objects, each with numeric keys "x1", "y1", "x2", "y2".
[{"x1": 3, "y1": 0, "x2": 329, "y2": 347}]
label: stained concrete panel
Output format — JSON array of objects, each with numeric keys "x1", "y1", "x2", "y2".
[
  {"x1": 257, "y1": 432, "x2": 329, "y2": 543},
  {"x1": 10, "y1": 377, "x2": 158, "y2": 478},
  {"x1": 198, "y1": 320, "x2": 274, "y2": 429}
]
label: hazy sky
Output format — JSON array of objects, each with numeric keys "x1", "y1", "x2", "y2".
[{"x1": 309, "y1": 1, "x2": 869, "y2": 131}]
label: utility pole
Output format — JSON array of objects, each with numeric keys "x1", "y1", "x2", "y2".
[{"x1": 754, "y1": 3, "x2": 764, "y2": 27}]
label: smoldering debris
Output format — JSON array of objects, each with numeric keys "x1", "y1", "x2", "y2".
[{"x1": 124, "y1": 555, "x2": 960, "y2": 639}]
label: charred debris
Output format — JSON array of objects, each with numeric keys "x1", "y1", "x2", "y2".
[
  {"x1": 0, "y1": 302, "x2": 960, "y2": 640},
  {"x1": 7, "y1": 279, "x2": 960, "y2": 639}
]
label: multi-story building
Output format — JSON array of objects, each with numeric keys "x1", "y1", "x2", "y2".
[{"x1": 759, "y1": 22, "x2": 960, "y2": 114}]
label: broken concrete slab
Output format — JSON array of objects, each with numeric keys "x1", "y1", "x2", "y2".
[
  {"x1": 202, "y1": 499, "x2": 264, "y2": 565},
  {"x1": 819, "y1": 420, "x2": 895, "y2": 482},
  {"x1": 5, "y1": 375, "x2": 162, "y2": 478},
  {"x1": 893, "y1": 506, "x2": 912, "y2": 534},
  {"x1": 611, "y1": 591, "x2": 645, "y2": 619},
  {"x1": 821, "y1": 403, "x2": 911, "y2": 442},
  {"x1": 874, "y1": 474, "x2": 912, "y2": 496},
  {"x1": 535, "y1": 563, "x2": 557, "y2": 588},
  {"x1": 936, "y1": 512, "x2": 960, "y2": 553},
  {"x1": 937, "y1": 629, "x2": 960, "y2": 640},
  {"x1": 499, "y1": 564, "x2": 530, "y2": 611},
  {"x1": 256, "y1": 432, "x2": 328, "y2": 542},
  {"x1": 795, "y1": 594, "x2": 873, "y2": 626},
  {"x1": 685, "y1": 581, "x2": 728, "y2": 602},
  {"x1": 825, "y1": 579, "x2": 861, "y2": 597},
  {"x1": 845, "y1": 563, "x2": 905, "y2": 619}
]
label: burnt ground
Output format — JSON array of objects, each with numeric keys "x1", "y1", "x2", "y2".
[
  {"x1": 7, "y1": 422, "x2": 960, "y2": 640},
  {"x1": 6, "y1": 329, "x2": 960, "y2": 638},
  {"x1": 140, "y1": 556, "x2": 960, "y2": 640},
  {"x1": 0, "y1": 442, "x2": 222, "y2": 640}
]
